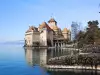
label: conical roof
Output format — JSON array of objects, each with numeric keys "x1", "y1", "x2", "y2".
[
  {"x1": 52, "y1": 25, "x2": 59, "y2": 30},
  {"x1": 39, "y1": 22, "x2": 48, "y2": 28},
  {"x1": 39, "y1": 22, "x2": 52, "y2": 31},
  {"x1": 62, "y1": 28, "x2": 68, "y2": 33},
  {"x1": 48, "y1": 18, "x2": 57, "y2": 23}
]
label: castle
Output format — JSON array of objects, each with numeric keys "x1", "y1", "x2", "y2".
[{"x1": 24, "y1": 18, "x2": 71, "y2": 47}]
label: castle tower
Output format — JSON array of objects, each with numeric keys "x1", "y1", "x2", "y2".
[
  {"x1": 48, "y1": 18, "x2": 60, "y2": 37},
  {"x1": 48, "y1": 18, "x2": 57, "y2": 29},
  {"x1": 39, "y1": 22, "x2": 53, "y2": 46},
  {"x1": 25, "y1": 26, "x2": 40, "y2": 46},
  {"x1": 52, "y1": 25, "x2": 59, "y2": 36},
  {"x1": 62, "y1": 28, "x2": 69, "y2": 39}
]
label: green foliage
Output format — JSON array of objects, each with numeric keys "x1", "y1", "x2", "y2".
[{"x1": 76, "y1": 20, "x2": 100, "y2": 48}]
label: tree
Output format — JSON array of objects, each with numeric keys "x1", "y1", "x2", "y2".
[
  {"x1": 86, "y1": 20, "x2": 100, "y2": 44},
  {"x1": 76, "y1": 31, "x2": 85, "y2": 48},
  {"x1": 76, "y1": 20, "x2": 100, "y2": 48}
]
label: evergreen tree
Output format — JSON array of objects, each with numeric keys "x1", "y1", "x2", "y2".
[{"x1": 76, "y1": 20, "x2": 100, "y2": 48}]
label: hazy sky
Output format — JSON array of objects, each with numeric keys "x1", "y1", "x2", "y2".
[{"x1": 0, "y1": 0, "x2": 100, "y2": 41}]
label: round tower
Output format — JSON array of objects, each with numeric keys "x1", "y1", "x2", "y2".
[{"x1": 62, "y1": 28, "x2": 69, "y2": 39}]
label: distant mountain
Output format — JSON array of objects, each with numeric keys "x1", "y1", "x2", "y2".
[{"x1": 0, "y1": 40, "x2": 24, "y2": 45}]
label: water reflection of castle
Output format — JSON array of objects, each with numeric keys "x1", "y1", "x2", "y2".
[
  {"x1": 24, "y1": 47, "x2": 74, "y2": 66},
  {"x1": 25, "y1": 48, "x2": 47, "y2": 66}
]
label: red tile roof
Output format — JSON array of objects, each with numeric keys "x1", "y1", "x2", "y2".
[
  {"x1": 26, "y1": 26, "x2": 38, "y2": 33},
  {"x1": 48, "y1": 18, "x2": 57, "y2": 23},
  {"x1": 39, "y1": 22, "x2": 53, "y2": 31}
]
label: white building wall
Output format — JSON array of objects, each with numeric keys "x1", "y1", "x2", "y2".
[
  {"x1": 33, "y1": 32, "x2": 40, "y2": 42},
  {"x1": 40, "y1": 29, "x2": 47, "y2": 46},
  {"x1": 25, "y1": 32, "x2": 33, "y2": 46},
  {"x1": 25, "y1": 32, "x2": 40, "y2": 46},
  {"x1": 62, "y1": 32, "x2": 68, "y2": 39}
]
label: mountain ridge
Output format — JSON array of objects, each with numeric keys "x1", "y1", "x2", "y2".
[{"x1": 0, "y1": 40, "x2": 24, "y2": 45}]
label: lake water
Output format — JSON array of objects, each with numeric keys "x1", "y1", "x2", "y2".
[{"x1": 0, "y1": 44, "x2": 100, "y2": 75}]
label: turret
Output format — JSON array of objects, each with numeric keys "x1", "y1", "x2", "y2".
[
  {"x1": 48, "y1": 18, "x2": 57, "y2": 29},
  {"x1": 62, "y1": 28, "x2": 69, "y2": 39}
]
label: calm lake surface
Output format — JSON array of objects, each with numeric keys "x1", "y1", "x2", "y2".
[{"x1": 0, "y1": 44, "x2": 100, "y2": 75}]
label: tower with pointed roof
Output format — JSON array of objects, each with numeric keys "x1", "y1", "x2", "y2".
[
  {"x1": 48, "y1": 18, "x2": 60, "y2": 37},
  {"x1": 24, "y1": 17, "x2": 71, "y2": 47},
  {"x1": 48, "y1": 18, "x2": 57, "y2": 29},
  {"x1": 62, "y1": 28, "x2": 68, "y2": 39}
]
